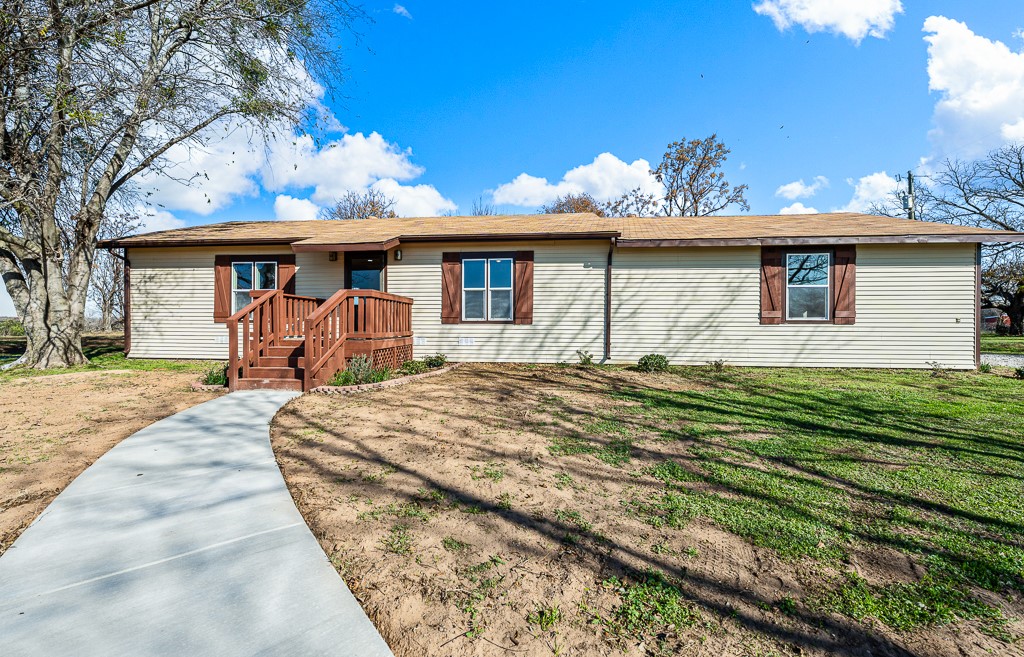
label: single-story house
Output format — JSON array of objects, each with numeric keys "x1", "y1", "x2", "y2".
[{"x1": 101, "y1": 212, "x2": 1024, "y2": 391}]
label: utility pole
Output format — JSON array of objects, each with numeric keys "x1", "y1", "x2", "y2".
[{"x1": 906, "y1": 170, "x2": 916, "y2": 221}]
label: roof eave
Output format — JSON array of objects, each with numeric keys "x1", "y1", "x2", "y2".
[{"x1": 616, "y1": 233, "x2": 1024, "y2": 248}]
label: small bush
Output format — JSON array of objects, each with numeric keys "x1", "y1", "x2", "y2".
[
  {"x1": 347, "y1": 354, "x2": 374, "y2": 382},
  {"x1": 328, "y1": 369, "x2": 356, "y2": 386},
  {"x1": 576, "y1": 349, "x2": 595, "y2": 367},
  {"x1": 0, "y1": 318, "x2": 25, "y2": 336},
  {"x1": 1015, "y1": 367, "x2": 1024, "y2": 380},
  {"x1": 326, "y1": 355, "x2": 393, "y2": 386},
  {"x1": 201, "y1": 362, "x2": 228, "y2": 386},
  {"x1": 706, "y1": 359, "x2": 726, "y2": 373},
  {"x1": 637, "y1": 353, "x2": 669, "y2": 373},
  {"x1": 399, "y1": 359, "x2": 429, "y2": 376},
  {"x1": 423, "y1": 353, "x2": 448, "y2": 368},
  {"x1": 979, "y1": 363, "x2": 993, "y2": 374}
]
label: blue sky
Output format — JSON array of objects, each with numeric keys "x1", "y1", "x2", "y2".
[{"x1": 3, "y1": 1, "x2": 1024, "y2": 316}]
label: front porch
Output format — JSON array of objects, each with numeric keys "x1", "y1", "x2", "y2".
[{"x1": 226, "y1": 288, "x2": 414, "y2": 391}]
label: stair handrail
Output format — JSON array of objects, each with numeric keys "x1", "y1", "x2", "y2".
[
  {"x1": 303, "y1": 288, "x2": 414, "y2": 390},
  {"x1": 227, "y1": 289, "x2": 283, "y2": 391}
]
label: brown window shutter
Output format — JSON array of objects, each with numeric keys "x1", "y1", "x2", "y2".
[
  {"x1": 441, "y1": 252, "x2": 462, "y2": 324},
  {"x1": 514, "y1": 251, "x2": 534, "y2": 325},
  {"x1": 214, "y1": 255, "x2": 232, "y2": 322},
  {"x1": 833, "y1": 245, "x2": 857, "y2": 325},
  {"x1": 278, "y1": 254, "x2": 297, "y2": 294},
  {"x1": 760, "y1": 247, "x2": 784, "y2": 325}
]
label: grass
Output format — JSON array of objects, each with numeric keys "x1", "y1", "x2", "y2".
[
  {"x1": 819, "y1": 572, "x2": 1008, "y2": 637},
  {"x1": 598, "y1": 571, "x2": 702, "y2": 644},
  {"x1": 0, "y1": 334, "x2": 214, "y2": 379},
  {"x1": 541, "y1": 365, "x2": 1024, "y2": 634},
  {"x1": 980, "y1": 334, "x2": 1024, "y2": 354}
]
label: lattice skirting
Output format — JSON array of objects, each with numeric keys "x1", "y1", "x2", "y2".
[{"x1": 370, "y1": 344, "x2": 414, "y2": 371}]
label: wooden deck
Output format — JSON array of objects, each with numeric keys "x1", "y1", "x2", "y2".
[{"x1": 226, "y1": 289, "x2": 414, "y2": 392}]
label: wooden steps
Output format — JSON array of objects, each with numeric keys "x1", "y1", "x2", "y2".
[{"x1": 235, "y1": 340, "x2": 305, "y2": 391}]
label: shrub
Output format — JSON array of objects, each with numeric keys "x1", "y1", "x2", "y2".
[
  {"x1": 979, "y1": 363, "x2": 993, "y2": 374},
  {"x1": 637, "y1": 353, "x2": 669, "y2": 373},
  {"x1": 328, "y1": 369, "x2": 356, "y2": 386},
  {"x1": 423, "y1": 353, "x2": 448, "y2": 368},
  {"x1": 347, "y1": 354, "x2": 374, "y2": 382},
  {"x1": 0, "y1": 318, "x2": 25, "y2": 336},
  {"x1": 706, "y1": 359, "x2": 726, "y2": 373},
  {"x1": 399, "y1": 360, "x2": 429, "y2": 376},
  {"x1": 201, "y1": 362, "x2": 228, "y2": 386},
  {"x1": 1015, "y1": 367, "x2": 1024, "y2": 380},
  {"x1": 576, "y1": 349, "x2": 595, "y2": 367}
]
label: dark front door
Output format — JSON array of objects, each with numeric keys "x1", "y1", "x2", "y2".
[{"x1": 345, "y1": 252, "x2": 386, "y2": 291}]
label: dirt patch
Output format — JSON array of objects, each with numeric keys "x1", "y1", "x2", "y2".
[
  {"x1": 0, "y1": 370, "x2": 218, "y2": 554},
  {"x1": 271, "y1": 364, "x2": 1018, "y2": 657}
]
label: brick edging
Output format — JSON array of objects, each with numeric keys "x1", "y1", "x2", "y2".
[{"x1": 311, "y1": 363, "x2": 461, "y2": 395}]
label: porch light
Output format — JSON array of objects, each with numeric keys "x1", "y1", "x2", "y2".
[{"x1": 394, "y1": 249, "x2": 403, "y2": 261}]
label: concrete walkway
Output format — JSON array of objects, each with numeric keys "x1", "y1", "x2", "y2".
[{"x1": 0, "y1": 391, "x2": 393, "y2": 657}]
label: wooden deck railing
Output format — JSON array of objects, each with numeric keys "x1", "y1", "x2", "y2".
[
  {"x1": 226, "y1": 290, "x2": 324, "y2": 391},
  {"x1": 304, "y1": 289, "x2": 414, "y2": 390}
]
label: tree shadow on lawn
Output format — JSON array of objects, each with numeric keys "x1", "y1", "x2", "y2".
[{"x1": 275, "y1": 364, "x2": 1023, "y2": 656}]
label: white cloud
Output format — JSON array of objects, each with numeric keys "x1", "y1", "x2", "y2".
[
  {"x1": 492, "y1": 153, "x2": 661, "y2": 207},
  {"x1": 136, "y1": 207, "x2": 186, "y2": 233},
  {"x1": 372, "y1": 178, "x2": 457, "y2": 216},
  {"x1": 262, "y1": 131, "x2": 426, "y2": 205},
  {"x1": 274, "y1": 195, "x2": 320, "y2": 221},
  {"x1": 924, "y1": 16, "x2": 1024, "y2": 160},
  {"x1": 393, "y1": 4, "x2": 412, "y2": 19},
  {"x1": 779, "y1": 202, "x2": 819, "y2": 215},
  {"x1": 838, "y1": 171, "x2": 899, "y2": 212},
  {"x1": 133, "y1": 125, "x2": 264, "y2": 215},
  {"x1": 775, "y1": 175, "x2": 829, "y2": 200},
  {"x1": 754, "y1": 0, "x2": 903, "y2": 43}
]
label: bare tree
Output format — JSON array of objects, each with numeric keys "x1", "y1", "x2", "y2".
[
  {"x1": 923, "y1": 144, "x2": 1024, "y2": 333},
  {"x1": 0, "y1": 0, "x2": 358, "y2": 368},
  {"x1": 471, "y1": 197, "x2": 497, "y2": 216},
  {"x1": 982, "y1": 261, "x2": 1024, "y2": 335},
  {"x1": 540, "y1": 193, "x2": 605, "y2": 216},
  {"x1": 653, "y1": 134, "x2": 749, "y2": 216},
  {"x1": 89, "y1": 213, "x2": 140, "y2": 331},
  {"x1": 320, "y1": 189, "x2": 398, "y2": 220},
  {"x1": 603, "y1": 187, "x2": 659, "y2": 217}
]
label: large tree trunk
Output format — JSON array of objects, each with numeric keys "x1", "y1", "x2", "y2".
[{"x1": 1, "y1": 249, "x2": 89, "y2": 370}]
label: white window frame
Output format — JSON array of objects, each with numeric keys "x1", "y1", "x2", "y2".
[
  {"x1": 785, "y1": 252, "x2": 830, "y2": 321},
  {"x1": 231, "y1": 260, "x2": 278, "y2": 314},
  {"x1": 462, "y1": 257, "x2": 514, "y2": 322}
]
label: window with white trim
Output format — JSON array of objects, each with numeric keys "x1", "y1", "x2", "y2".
[
  {"x1": 786, "y1": 253, "x2": 830, "y2": 320},
  {"x1": 231, "y1": 261, "x2": 277, "y2": 313},
  {"x1": 463, "y1": 257, "x2": 514, "y2": 321}
]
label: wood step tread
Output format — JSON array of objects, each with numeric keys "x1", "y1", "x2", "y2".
[
  {"x1": 246, "y1": 366, "x2": 303, "y2": 380},
  {"x1": 234, "y1": 378, "x2": 303, "y2": 391}
]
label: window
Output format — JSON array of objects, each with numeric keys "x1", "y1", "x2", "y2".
[
  {"x1": 786, "y1": 253, "x2": 830, "y2": 320},
  {"x1": 463, "y1": 257, "x2": 514, "y2": 321},
  {"x1": 231, "y1": 261, "x2": 277, "y2": 313}
]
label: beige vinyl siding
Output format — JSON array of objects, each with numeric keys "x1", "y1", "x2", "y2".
[
  {"x1": 611, "y1": 243, "x2": 977, "y2": 369},
  {"x1": 127, "y1": 246, "x2": 343, "y2": 359},
  {"x1": 387, "y1": 241, "x2": 608, "y2": 362}
]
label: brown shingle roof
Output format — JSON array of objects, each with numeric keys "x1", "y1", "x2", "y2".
[{"x1": 101, "y1": 212, "x2": 1024, "y2": 249}]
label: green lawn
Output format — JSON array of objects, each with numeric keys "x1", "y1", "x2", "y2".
[
  {"x1": 552, "y1": 365, "x2": 1024, "y2": 639},
  {"x1": 0, "y1": 333, "x2": 215, "y2": 379},
  {"x1": 981, "y1": 334, "x2": 1024, "y2": 355}
]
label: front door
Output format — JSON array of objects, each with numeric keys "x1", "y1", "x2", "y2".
[{"x1": 345, "y1": 252, "x2": 386, "y2": 291}]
